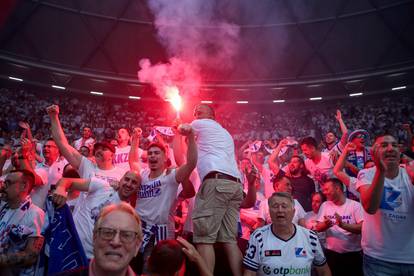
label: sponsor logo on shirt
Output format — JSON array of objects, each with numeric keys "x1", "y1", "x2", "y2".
[
  {"x1": 262, "y1": 265, "x2": 310, "y2": 275},
  {"x1": 138, "y1": 180, "x2": 162, "y2": 198},
  {"x1": 294, "y1": 247, "x2": 307, "y2": 258},
  {"x1": 380, "y1": 186, "x2": 402, "y2": 211},
  {"x1": 264, "y1": 250, "x2": 281, "y2": 256}
]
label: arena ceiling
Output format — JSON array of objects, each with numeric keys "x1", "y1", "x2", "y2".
[{"x1": 0, "y1": 0, "x2": 413, "y2": 103}]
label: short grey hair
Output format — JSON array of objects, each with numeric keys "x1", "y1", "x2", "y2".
[{"x1": 268, "y1": 192, "x2": 295, "y2": 206}]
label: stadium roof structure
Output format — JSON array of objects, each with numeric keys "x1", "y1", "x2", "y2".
[{"x1": 0, "y1": 0, "x2": 413, "y2": 104}]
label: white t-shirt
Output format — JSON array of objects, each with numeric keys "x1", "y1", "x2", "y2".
[
  {"x1": 240, "y1": 192, "x2": 266, "y2": 240},
  {"x1": 135, "y1": 168, "x2": 179, "y2": 239},
  {"x1": 304, "y1": 152, "x2": 334, "y2": 188},
  {"x1": 183, "y1": 170, "x2": 201, "y2": 233},
  {"x1": 73, "y1": 137, "x2": 95, "y2": 151},
  {"x1": 73, "y1": 177, "x2": 121, "y2": 259},
  {"x1": 259, "y1": 199, "x2": 306, "y2": 225},
  {"x1": 243, "y1": 224, "x2": 326, "y2": 276},
  {"x1": 74, "y1": 157, "x2": 127, "y2": 217},
  {"x1": 113, "y1": 145, "x2": 131, "y2": 171},
  {"x1": 304, "y1": 211, "x2": 326, "y2": 247},
  {"x1": 31, "y1": 157, "x2": 68, "y2": 210},
  {"x1": 191, "y1": 119, "x2": 240, "y2": 181},
  {"x1": 29, "y1": 167, "x2": 49, "y2": 210},
  {"x1": 356, "y1": 167, "x2": 414, "y2": 263},
  {"x1": 317, "y1": 199, "x2": 363, "y2": 253},
  {"x1": 0, "y1": 197, "x2": 45, "y2": 276}
]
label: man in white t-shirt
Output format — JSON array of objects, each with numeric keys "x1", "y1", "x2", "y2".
[
  {"x1": 52, "y1": 170, "x2": 141, "y2": 259},
  {"x1": 130, "y1": 125, "x2": 196, "y2": 266},
  {"x1": 315, "y1": 178, "x2": 363, "y2": 276},
  {"x1": 356, "y1": 134, "x2": 414, "y2": 275},
  {"x1": 113, "y1": 128, "x2": 132, "y2": 171},
  {"x1": 259, "y1": 174, "x2": 306, "y2": 227},
  {"x1": 33, "y1": 138, "x2": 68, "y2": 209},
  {"x1": 46, "y1": 105, "x2": 127, "y2": 214},
  {"x1": 243, "y1": 192, "x2": 330, "y2": 276},
  {"x1": 73, "y1": 126, "x2": 95, "y2": 152},
  {"x1": 0, "y1": 169, "x2": 45, "y2": 276},
  {"x1": 190, "y1": 104, "x2": 244, "y2": 276},
  {"x1": 300, "y1": 137, "x2": 334, "y2": 189},
  {"x1": 322, "y1": 110, "x2": 348, "y2": 155}
]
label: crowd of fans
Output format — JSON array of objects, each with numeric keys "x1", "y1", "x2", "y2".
[
  {"x1": 1, "y1": 88, "x2": 413, "y2": 148},
  {"x1": 1, "y1": 86, "x2": 414, "y2": 276}
]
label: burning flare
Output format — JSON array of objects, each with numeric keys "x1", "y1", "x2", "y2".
[{"x1": 165, "y1": 85, "x2": 182, "y2": 117}]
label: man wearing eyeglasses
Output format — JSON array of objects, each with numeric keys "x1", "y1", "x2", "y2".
[
  {"x1": 52, "y1": 170, "x2": 141, "y2": 259},
  {"x1": 32, "y1": 138, "x2": 68, "y2": 209},
  {"x1": 61, "y1": 202, "x2": 142, "y2": 276},
  {"x1": 0, "y1": 169, "x2": 45, "y2": 276}
]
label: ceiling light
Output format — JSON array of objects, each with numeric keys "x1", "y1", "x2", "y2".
[
  {"x1": 8, "y1": 76, "x2": 23, "y2": 82},
  {"x1": 349, "y1": 93, "x2": 363, "y2": 97},
  {"x1": 90, "y1": 91, "x2": 103, "y2": 95},
  {"x1": 128, "y1": 96, "x2": 141, "y2": 100},
  {"x1": 273, "y1": 100, "x2": 285, "y2": 103},
  {"x1": 310, "y1": 97, "x2": 322, "y2": 101},
  {"x1": 201, "y1": 100, "x2": 213, "y2": 104},
  {"x1": 236, "y1": 101, "x2": 248, "y2": 104},
  {"x1": 51, "y1": 85, "x2": 66, "y2": 90},
  {"x1": 391, "y1": 86, "x2": 406, "y2": 91}
]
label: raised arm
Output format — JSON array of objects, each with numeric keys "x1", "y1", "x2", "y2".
[
  {"x1": 335, "y1": 110, "x2": 348, "y2": 149},
  {"x1": 333, "y1": 143, "x2": 356, "y2": 187},
  {"x1": 240, "y1": 166, "x2": 258, "y2": 209},
  {"x1": 268, "y1": 139, "x2": 288, "y2": 175},
  {"x1": 52, "y1": 177, "x2": 91, "y2": 208},
  {"x1": 358, "y1": 144, "x2": 386, "y2": 214},
  {"x1": 46, "y1": 105, "x2": 82, "y2": 170},
  {"x1": 175, "y1": 124, "x2": 197, "y2": 196},
  {"x1": 172, "y1": 126, "x2": 186, "y2": 167},
  {"x1": 17, "y1": 138, "x2": 44, "y2": 187},
  {"x1": 128, "y1": 128, "x2": 142, "y2": 171}
]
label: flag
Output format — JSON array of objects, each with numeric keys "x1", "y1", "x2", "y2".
[{"x1": 37, "y1": 197, "x2": 88, "y2": 275}]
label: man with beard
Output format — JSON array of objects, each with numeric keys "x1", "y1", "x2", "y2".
[
  {"x1": 73, "y1": 126, "x2": 95, "y2": 152},
  {"x1": 315, "y1": 178, "x2": 363, "y2": 276},
  {"x1": 33, "y1": 138, "x2": 68, "y2": 208},
  {"x1": 47, "y1": 105, "x2": 127, "y2": 214},
  {"x1": 52, "y1": 170, "x2": 141, "y2": 259},
  {"x1": 0, "y1": 170, "x2": 45, "y2": 276},
  {"x1": 269, "y1": 138, "x2": 315, "y2": 211},
  {"x1": 300, "y1": 137, "x2": 335, "y2": 190},
  {"x1": 356, "y1": 134, "x2": 414, "y2": 275}
]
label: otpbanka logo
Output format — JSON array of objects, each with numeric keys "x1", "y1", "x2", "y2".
[{"x1": 262, "y1": 265, "x2": 310, "y2": 275}]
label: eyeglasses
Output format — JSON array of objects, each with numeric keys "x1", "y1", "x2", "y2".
[{"x1": 96, "y1": 227, "x2": 139, "y2": 243}]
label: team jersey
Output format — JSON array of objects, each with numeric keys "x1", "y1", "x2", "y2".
[
  {"x1": 243, "y1": 224, "x2": 326, "y2": 276},
  {"x1": 259, "y1": 199, "x2": 306, "y2": 225}
]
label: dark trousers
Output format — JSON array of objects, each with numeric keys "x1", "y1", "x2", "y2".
[{"x1": 325, "y1": 249, "x2": 363, "y2": 276}]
